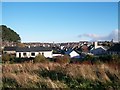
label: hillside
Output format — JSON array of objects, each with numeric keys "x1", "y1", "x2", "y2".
[
  {"x1": 0, "y1": 25, "x2": 21, "y2": 42},
  {"x1": 2, "y1": 62, "x2": 120, "y2": 89}
]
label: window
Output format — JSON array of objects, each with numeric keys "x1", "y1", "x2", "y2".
[
  {"x1": 42, "y1": 52, "x2": 44, "y2": 56},
  {"x1": 19, "y1": 53, "x2": 21, "y2": 58},
  {"x1": 31, "y1": 52, "x2": 35, "y2": 56},
  {"x1": 23, "y1": 53, "x2": 26, "y2": 56},
  {"x1": 39, "y1": 53, "x2": 41, "y2": 55},
  {"x1": 4, "y1": 52, "x2": 7, "y2": 54}
]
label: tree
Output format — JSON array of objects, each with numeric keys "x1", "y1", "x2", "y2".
[
  {"x1": 33, "y1": 54, "x2": 46, "y2": 63},
  {"x1": 0, "y1": 25, "x2": 21, "y2": 42}
]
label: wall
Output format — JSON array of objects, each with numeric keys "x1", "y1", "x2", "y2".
[
  {"x1": 16, "y1": 51, "x2": 53, "y2": 58},
  {"x1": 3, "y1": 51, "x2": 16, "y2": 54},
  {"x1": 70, "y1": 51, "x2": 80, "y2": 58}
]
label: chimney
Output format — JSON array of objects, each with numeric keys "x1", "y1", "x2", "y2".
[{"x1": 94, "y1": 42, "x2": 98, "y2": 49}]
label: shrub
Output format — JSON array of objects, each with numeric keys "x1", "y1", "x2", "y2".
[
  {"x1": 55, "y1": 55, "x2": 70, "y2": 64},
  {"x1": 2, "y1": 53, "x2": 11, "y2": 63},
  {"x1": 111, "y1": 54, "x2": 120, "y2": 64},
  {"x1": 98, "y1": 54, "x2": 120, "y2": 64},
  {"x1": 99, "y1": 55, "x2": 112, "y2": 63},
  {"x1": 84, "y1": 55, "x2": 94, "y2": 61},
  {"x1": 33, "y1": 54, "x2": 46, "y2": 63}
]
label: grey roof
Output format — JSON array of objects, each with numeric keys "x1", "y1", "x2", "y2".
[
  {"x1": 4, "y1": 46, "x2": 17, "y2": 51},
  {"x1": 16, "y1": 46, "x2": 52, "y2": 52},
  {"x1": 107, "y1": 43, "x2": 120, "y2": 52}
]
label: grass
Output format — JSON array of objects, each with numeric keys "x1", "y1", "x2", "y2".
[{"x1": 2, "y1": 62, "x2": 120, "y2": 89}]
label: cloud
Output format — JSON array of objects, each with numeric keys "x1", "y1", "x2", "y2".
[{"x1": 78, "y1": 29, "x2": 119, "y2": 42}]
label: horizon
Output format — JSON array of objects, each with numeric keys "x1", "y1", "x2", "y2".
[{"x1": 2, "y1": 2, "x2": 118, "y2": 43}]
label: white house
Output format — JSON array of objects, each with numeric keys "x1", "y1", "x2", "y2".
[
  {"x1": 52, "y1": 54, "x2": 64, "y2": 57},
  {"x1": 65, "y1": 49, "x2": 80, "y2": 58},
  {"x1": 90, "y1": 42, "x2": 107, "y2": 55},
  {"x1": 16, "y1": 46, "x2": 53, "y2": 58}
]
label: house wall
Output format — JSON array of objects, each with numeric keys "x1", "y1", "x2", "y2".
[
  {"x1": 70, "y1": 51, "x2": 80, "y2": 58},
  {"x1": 52, "y1": 54, "x2": 63, "y2": 57},
  {"x1": 3, "y1": 51, "x2": 16, "y2": 54},
  {"x1": 16, "y1": 52, "x2": 31, "y2": 58},
  {"x1": 43, "y1": 51, "x2": 53, "y2": 58},
  {"x1": 108, "y1": 51, "x2": 120, "y2": 55},
  {"x1": 16, "y1": 51, "x2": 53, "y2": 58}
]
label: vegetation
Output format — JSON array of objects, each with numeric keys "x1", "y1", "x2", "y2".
[
  {"x1": 33, "y1": 54, "x2": 47, "y2": 63},
  {"x1": 2, "y1": 50, "x2": 120, "y2": 89},
  {"x1": 2, "y1": 62, "x2": 120, "y2": 89},
  {"x1": 2, "y1": 54, "x2": 11, "y2": 63},
  {"x1": 0, "y1": 25, "x2": 21, "y2": 42},
  {"x1": 54, "y1": 55, "x2": 70, "y2": 64},
  {"x1": 2, "y1": 53, "x2": 16, "y2": 64}
]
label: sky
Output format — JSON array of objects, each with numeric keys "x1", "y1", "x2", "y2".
[
  {"x1": 2, "y1": 2, "x2": 118, "y2": 43},
  {"x1": 1, "y1": 0, "x2": 120, "y2": 2}
]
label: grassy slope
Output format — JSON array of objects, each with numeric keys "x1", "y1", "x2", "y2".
[{"x1": 2, "y1": 62, "x2": 120, "y2": 89}]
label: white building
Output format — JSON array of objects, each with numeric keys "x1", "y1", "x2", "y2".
[
  {"x1": 16, "y1": 46, "x2": 53, "y2": 58},
  {"x1": 3, "y1": 46, "x2": 17, "y2": 54},
  {"x1": 65, "y1": 49, "x2": 80, "y2": 58},
  {"x1": 52, "y1": 54, "x2": 64, "y2": 57}
]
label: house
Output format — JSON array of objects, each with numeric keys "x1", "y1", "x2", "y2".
[
  {"x1": 107, "y1": 43, "x2": 120, "y2": 55},
  {"x1": 65, "y1": 49, "x2": 81, "y2": 58},
  {"x1": 52, "y1": 53, "x2": 64, "y2": 57},
  {"x1": 90, "y1": 42, "x2": 108, "y2": 55},
  {"x1": 77, "y1": 44, "x2": 89, "y2": 53},
  {"x1": 3, "y1": 46, "x2": 17, "y2": 55},
  {"x1": 81, "y1": 44, "x2": 89, "y2": 52},
  {"x1": 16, "y1": 46, "x2": 53, "y2": 58}
]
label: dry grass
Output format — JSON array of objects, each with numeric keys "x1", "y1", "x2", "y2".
[{"x1": 2, "y1": 62, "x2": 120, "y2": 88}]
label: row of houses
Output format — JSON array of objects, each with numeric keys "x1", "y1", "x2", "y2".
[{"x1": 3, "y1": 42, "x2": 120, "y2": 59}]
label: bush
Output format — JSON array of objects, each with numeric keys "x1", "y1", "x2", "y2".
[
  {"x1": 98, "y1": 54, "x2": 120, "y2": 64},
  {"x1": 55, "y1": 55, "x2": 70, "y2": 64},
  {"x1": 84, "y1": 55, "x2": 94, "y2": 61},
  {"x1": 33, "y1": 54, "x2": 46, "y2": 63},
  {"x1": 111, "y1": 55, "x2": 120, "y2": 63},
  {"x1": 83, "y1": 55, "x2": 96, "y2": 64},
  {"x1": 2, "y1": 53, "x2": 11, "y2": 63},
  {"x1": 99, "y1": 55, "x2": 112, "y2": 63}
]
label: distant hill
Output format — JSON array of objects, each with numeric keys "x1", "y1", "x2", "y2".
[{"x1": 0, "y1": 25, "x2": 21, "y2": 42}]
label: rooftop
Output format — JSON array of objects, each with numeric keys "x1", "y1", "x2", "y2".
[{"x1": 16, "y1": 46, "x2": 52, "y2": 52}]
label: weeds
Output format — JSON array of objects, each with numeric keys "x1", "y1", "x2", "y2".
[{"x1": 2, "y1": 62, "x2": 120, "y2": 89}]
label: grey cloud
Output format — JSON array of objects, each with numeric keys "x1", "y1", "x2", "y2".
[{"x1": 78, "y1": 30, "x2": 119, "y2": 42}]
